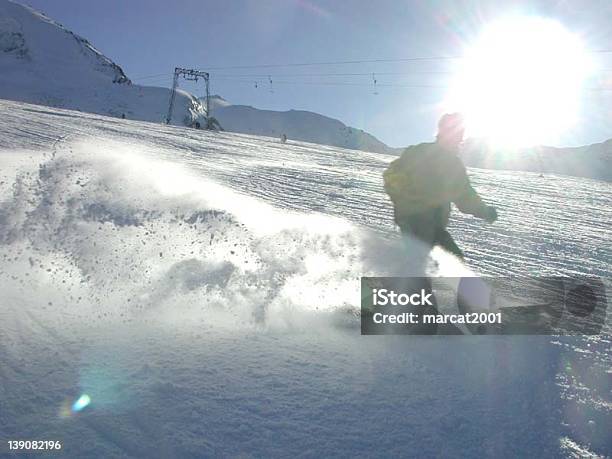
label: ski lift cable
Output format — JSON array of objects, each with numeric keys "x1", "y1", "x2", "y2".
[
  {"x1": 213, "y1": 76, "x2": 612, "y2": 91},
  {"x1": 131, "y1": 65, "x2": 612, "y2": 83},
  {"x1": 132, "y1": 71, "x2": 453, "y2": 85},
  {"x1": 130, "y1": 48, "x2": 612, "y2": 80},
  {"x1": 211, "y1": 70, "x2": 455, "y2": 78},
  {"x1": 198, "y1": 49, "x2": 612, "y2": 70},
  {"x1": 213, "y1": 77, "x2": 447, "y2": 88},
  {"x1": 127, "y1": 73, "x2": 612, "y2": 93}
]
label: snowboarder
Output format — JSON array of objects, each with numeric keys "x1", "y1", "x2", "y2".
[
  {"x1": 280, "y1": 133, "x2": 287, "y2": 144},
  {"x1": 383, "y1": 113, "x2": 497, "y2": 264}
]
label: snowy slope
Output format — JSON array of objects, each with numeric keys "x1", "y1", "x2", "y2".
[
  {"x1": 0, "y1": 0, "x2": 205, "y2": 126},
  {"x1": 0, "y1": 99, "x2": 611, "y2": 458},
  {"x1": 208, "y1": 95, "x2": 397, "y2": 155},
  {"x1": 208, "y1": 94, "x2": 612, "y2": 182}
]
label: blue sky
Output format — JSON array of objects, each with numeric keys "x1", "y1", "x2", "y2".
[{"x1": 23, "y1": 0, "x2": 612, "y2": 147}]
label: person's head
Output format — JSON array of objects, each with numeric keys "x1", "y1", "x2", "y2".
[{"x1": 436, "y1": 113, "x2": 465, "y2": 149}]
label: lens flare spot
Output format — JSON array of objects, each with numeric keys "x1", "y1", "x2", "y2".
[{"x1": 71, "y1": 394, "x2": 91, "y2": 413}]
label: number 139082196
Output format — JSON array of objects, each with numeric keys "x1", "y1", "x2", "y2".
[{"x1": 7, "y1": 440, "x2": 62, "y2": 451}]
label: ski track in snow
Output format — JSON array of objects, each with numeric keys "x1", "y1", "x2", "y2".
[{"x1": 0, "y1": 100, "x2": 610, "y2": 458}]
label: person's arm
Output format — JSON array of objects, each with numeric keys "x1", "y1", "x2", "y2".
[
  {"x1": 454, "y1": 180, "x2": 488, "y2": 218},
  {"x1": 448, "y1": 157, "x2": 496, "y2": 221}
]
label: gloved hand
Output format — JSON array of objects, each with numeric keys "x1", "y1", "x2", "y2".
[{"x1": 483, "y1": 206, "x2": 498, "y2": 223}]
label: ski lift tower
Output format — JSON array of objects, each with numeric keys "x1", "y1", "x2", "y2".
[{"x1": 165, "y1": 67, "x2": 210, "y2": 125}]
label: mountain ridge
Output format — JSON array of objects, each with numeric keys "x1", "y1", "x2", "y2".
[
  {"x1": 209, "y1": 99, "x2": 397, "y2": 155},
  {"x1": 0, "y1": 0, "x2": 205, "y2": 126}
]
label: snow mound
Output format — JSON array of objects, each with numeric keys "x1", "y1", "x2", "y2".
[
  {"x1": 0, "y1": 0, "x2": 204, "y2": 126},
  {"x1": 0, "y1": 138, "x2": 437, "y2": 331}
]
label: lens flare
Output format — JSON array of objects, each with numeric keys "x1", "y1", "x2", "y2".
[
  {"x1": 446, "y1": 16, "x2": 594, "y2": 147},
  {"x1": 71, "y1": 394, "x2": 91, "y2": 413}
]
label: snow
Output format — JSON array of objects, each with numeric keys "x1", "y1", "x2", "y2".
[
  {"x1": 0, "y1": 99, "x2": 611, "y2": 457},
  {"x1": 0, "y1": 0, "x2": 205, "y2": 126}
]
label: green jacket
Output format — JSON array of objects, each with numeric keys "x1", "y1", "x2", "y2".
[{"x1": 383, "y1": 142, "x2": 488, "y2": 221}]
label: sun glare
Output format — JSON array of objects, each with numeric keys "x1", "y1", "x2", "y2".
[{"x1": 446, "y1": 16, "x2": 594, "y2": 147}]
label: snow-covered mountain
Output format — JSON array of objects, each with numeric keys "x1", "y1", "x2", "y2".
[
  {"x1": 0, "y1": 0, "x2": 205, "y2": 126},
  {"x1": 461, "y1": 138, "x2": 612, "y2": 183},
  {"x1": 208, "y1": 95, "x2": 397, "y2": 155}
]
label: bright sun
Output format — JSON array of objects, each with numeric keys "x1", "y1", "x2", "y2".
[{"x1": 446, "y1": 16, "x2": 593, "y2": 147}]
